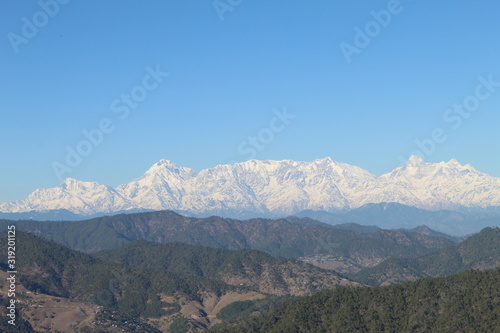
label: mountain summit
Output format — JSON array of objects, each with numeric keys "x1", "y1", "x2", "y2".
[
  {"x1": 406, "y1": 154, "x2": 425, "y2": 166},
  {"x1": 1, "y1": 157, "x2": 498, "y2": 216}
]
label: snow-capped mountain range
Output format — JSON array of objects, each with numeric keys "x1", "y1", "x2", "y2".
[{"x1": 1, "y1": 156, "x2": 499, "y2": 217}]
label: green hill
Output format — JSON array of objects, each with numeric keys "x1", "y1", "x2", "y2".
[
  {"x1": 95, "y1": 240, "x2": 357, "y2": 296},
  {"x1": 0, "y1": 231, "x2": 358, "y2": 332},
  {"x1": 0, "y1": 210, "x2": 455, "y2": 264},
  {"x1": 209, "y1": 268, "x2": 500, "y2": 333},
  {"x1": 0, "y1": 231, "x2": 232, "y2": 312},
  {"x1": 352, "y1": 227, "x2": 500, "y2": 285}
]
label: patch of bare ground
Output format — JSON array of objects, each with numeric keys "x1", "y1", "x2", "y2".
[
  {"x1": 0, "y1": 270, "x2": 100, "y2": 332},
  {"x1": 148, "y1": 291, "x2": 266, "y2": 332}
]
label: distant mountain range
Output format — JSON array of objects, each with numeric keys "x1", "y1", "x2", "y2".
[
  {"x1": 1, "y1": 156, "x2": 499, "y2": 220},
  {"x1": 1, "y1": 202, "x2": 498, "y2": 236},
  {"x1": 295, "y1": 202, "x2": 500, "y2": 235}
]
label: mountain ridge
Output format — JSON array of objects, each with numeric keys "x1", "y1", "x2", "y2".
[
  {"x1": 351, "y1": 227, "x2": 500, "y2": 286},
  {"x1": 1, "y1": 156, "x2": 499, "y2": 218},
  {"x1": 0, "y1": 210, "x2": 457, "y2": 266},
  {"x1": 294, "y1": 202, "x2": 500, "y2": 235}
]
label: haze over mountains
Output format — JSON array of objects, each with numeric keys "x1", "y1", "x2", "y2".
[{"x1": 1, "y1": 156, "x2": 499, "y2": 221}]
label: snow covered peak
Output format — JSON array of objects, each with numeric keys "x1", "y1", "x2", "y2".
[
  {"x1": 117, "y1": 160, "x2": 196, "y2": 209},
  {"x1": 62, "y1": 177, "x2": 78, "y2": 185},
  {"x1": 143, "y1": 160, "x2": 196, "y2": 178},
  {"x1": 156, "y1": 159, "x2": 180, "y2": 167},
  {"x1": 407, "y1": 155, "x2": 425, "y2": 166},
  {"x1": 0, "y1": 157, "x2": 498, "y2": 215},
  {"x1": 313, "y1": 157, "x2": 335, "y2": 164},
  {"x1": 441, "y1": 159, "x2": 478, "y2": 172},
  {"x1": 148, "y1": 159, "x2": 185, "y2": 171},
  {"x1": 0, "y1": 177, "x2": 131, "y2": 215},
  {"x1": 378, "y1": 156, "x2": 500, "y2": 209},
  {"x1": 60, "y1": 178, "x2": 103, "y2": 192},
  {"x1": 60, "y1": 178, "x2": 78, "y2": 189}
]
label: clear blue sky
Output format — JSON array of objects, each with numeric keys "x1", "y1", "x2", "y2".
[{"x1": 1, "y1": 0, "x2": 499, "y2": 202}]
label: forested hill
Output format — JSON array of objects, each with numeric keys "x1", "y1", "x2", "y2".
[
  {"x1": 351, "y1": 227, "x2": 500, "y2": 285},
  {"x1": 209, "y1": 268, "x2": 500, "y2": 333},
  {"x1": 0, "y1": 231, "x2": 357, "y2": 332},
  {"x1": 0, "y1": 210, "x2": 455, "y2": 260},
  {"x1": 94, "y1": 240, "x2": 358, "y2": 296}
]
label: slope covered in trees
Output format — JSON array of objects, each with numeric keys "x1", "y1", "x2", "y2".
[
  {"x1": 94, "y1": 240, "x2": 357, "y2": 296},
  {"x1": 0, "y1": 232, "x2": 231, "y2": 315},
  {"x1": 352, "y1": 227, "x2": 500, "y2": 285},
  {"x1": 209, "y1": 268, "x2": 500, "y2": 333},
  {"x1": 0, "y1": 210, "x2": 455, "y2": 262},
  {"x1": 0, "y1": 231, "x2": 356, "y2": 332}
]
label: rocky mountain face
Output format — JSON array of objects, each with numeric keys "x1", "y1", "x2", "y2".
[{"x1": 1, "y1": 156, "x2": 499, "y2": 217}]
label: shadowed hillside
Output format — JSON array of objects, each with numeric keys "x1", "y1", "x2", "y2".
[{"x1": 352, "y1": 227, "x2": 500, "y2": 285}]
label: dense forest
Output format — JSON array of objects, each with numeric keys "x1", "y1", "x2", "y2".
[{"x1": 209, "y1": 268, "x2": 500, "y2": 333}]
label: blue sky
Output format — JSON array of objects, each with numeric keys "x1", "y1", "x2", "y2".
[{"x1": 1, "y1": 0, "x2": 499, "y2": 202}]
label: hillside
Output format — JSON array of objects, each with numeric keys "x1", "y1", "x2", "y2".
[
  {"x1": 352, "y1": 227, "x2": 500, "y2": 285},
  {"x1": 0, "y1": 231, "x2": 356, "y2": 332},
  {"x1": 208, "y1": 268, "x2": 500, "y2": 333},
  {"x1": 0, "y1": 210, "x2": 456, "y2": 275},
  {"x1": 94, "y1": 240, "x2": 357, "y2": 296},
  {"x1": 1, "y1": 223, "x2": 498, "y2": 332}
]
